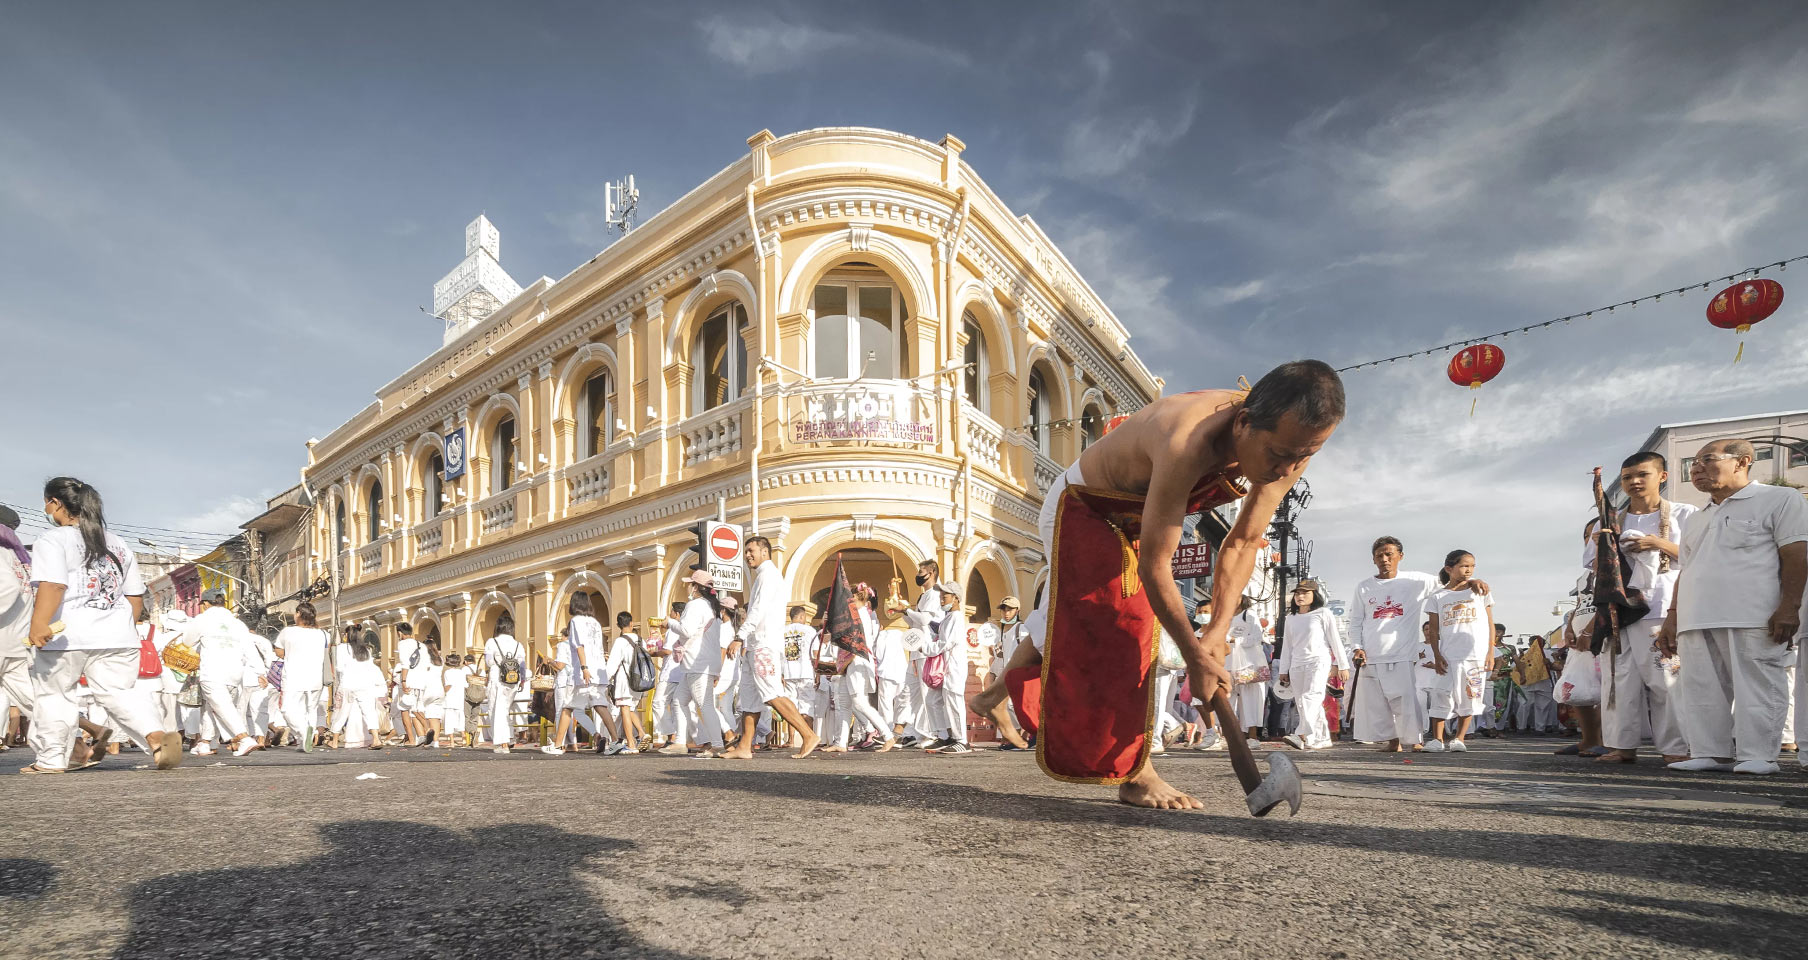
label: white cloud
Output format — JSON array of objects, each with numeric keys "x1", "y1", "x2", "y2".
[
  {"x1": 172, "y1": 495, "x2": 268, "y2": 535},
  {"x1": 696, "y1": 12, "x2": 967, "y2": 76}
]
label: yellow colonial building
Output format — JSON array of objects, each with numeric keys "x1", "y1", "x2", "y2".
[{"x1": 303, "y1": 127, "x2": 1163, "y2": 659}]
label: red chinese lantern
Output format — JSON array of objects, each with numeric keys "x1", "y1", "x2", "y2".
[
  {"x1": 1104, "y1": 414, "x2": 1132, "y2": 435},
  {"x1": 1446, "y1": 343, "x2": 1506, "y2": 416},
  {"x1": 1706, "y1": 278, "x2": 1783, "y2": 363}
]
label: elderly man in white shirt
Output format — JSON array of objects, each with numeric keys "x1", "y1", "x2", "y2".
[
  {"x1": 898, "y1": 560, "x2": 945, "y2": 748},
  {"x1": 720, "y1": 537, "x2": 820, "y2": 760},
  {"x1": 1660, "y1": 439, "x2": 1808, "y2": 775}
]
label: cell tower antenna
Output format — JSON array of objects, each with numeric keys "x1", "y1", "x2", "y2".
[{"x1": 604, "y1": 175, "x2": 640, "y2": 236}]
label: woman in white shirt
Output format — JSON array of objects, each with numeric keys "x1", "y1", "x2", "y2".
[
  {"x1": 484, "y1": 614, "x2": 528, "y2": 754},
  {"x1": 603, "y1": 611, "x2": 644, "y2": 754},
  {"x1": 441, "y1": 653, "x2": 470, "y2": 747},
  {"x1": 668, "y1": 570, "x2": 725, "y2": 757},
  {"x1": 1225, "y1": 597, "x2": 1271, "y2": 751},
  {"x1": 333, "y1": 629, "x2": 386, "y2": 750},
  {"x1": 1424, "y1": 550, "x2": 1496, "y2": 752},
  {"x1": 21, "y1": 477, "x2": 181, "y2": 773},
  {"x1": 1278, "y1": 580, "x2": 1350, "y2": 751},
  {"x1": 274, "y1": 602, "x2": 330, "y2": 750}
]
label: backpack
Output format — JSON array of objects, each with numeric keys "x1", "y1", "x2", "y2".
[
  {"x1": 625, "y1": 636, "x2": 657, "y2": 693},
  {"x1": 495, "y1": 638, "x2": 524, "y2": 686},
  {"x1": 408, "y1": 644, "x2": 422, "y2": 669}
]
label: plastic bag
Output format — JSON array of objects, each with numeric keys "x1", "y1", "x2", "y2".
[{"x1": 1554, "y1": 650, "x2": 1601, "y2": 706}]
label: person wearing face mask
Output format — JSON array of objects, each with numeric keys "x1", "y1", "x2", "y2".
[
  {"x1": 897, "y1": 559, "x2": 945, "y2": 748},
  {"x1": 667, "y1": 570, "x2": 727, "y2": 757},
  {"x1": 986, "y1": 597, "x2": 1030, "y2": 750},
  {"x1": 920, "y1": 581, "x2": 971, "y2": 754}
]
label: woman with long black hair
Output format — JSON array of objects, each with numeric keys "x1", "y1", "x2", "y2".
[{"x1": 21, "y1": 478, "x2": 182, "y2": 773}]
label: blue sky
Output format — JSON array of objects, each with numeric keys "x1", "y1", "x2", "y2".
[{"x1": 4, "y1": 1, "x2": 1806, "y2": 632}]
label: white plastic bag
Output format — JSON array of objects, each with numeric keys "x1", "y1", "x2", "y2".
[{"x1": 1554, "y1": 650, "x2": 1601, "y2": 707}]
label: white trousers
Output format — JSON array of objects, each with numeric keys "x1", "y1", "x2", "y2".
[
  {"x1": 1289, "y1": 658, "x2": 1334, "y2": 747},
  {"x1": 1, "y1": 654, "x2": 34, "y2": 721},
  {"x1": 1516, "y1": 679, "x2": 1557, "y2": 731},
  {"x1": 197, "y1": 679, "x2": 248, "y2": 742},
  {"x1": 1794, "y1": 651, "x2": 1806, "y2": 765},
  {"x1": 1602, "y1": 623, "x2": 1688, "y2": 755},
  {"x1": 283, "y1": 688, "x2": 324, "y2": 733},
  {"x1": 1353, "y1": 662, "x2": 1422, "y2": 745},
  {"x1": 243, "y1": 684, "x2": 275, "y2": 734},
  {"x1": 828, "y1": 676, "x2": 890, "y2": 747},
  {"x1": 682, "y1": 672, "x2": 724, "y2": 747},
  {"x1": 927, "y1": 662, "x2": 969, "y2": 743},
  {"x1": 903, "y1": 663, "x2": 930, "y2": 738},
  {"x1": 1678, "y1": 627, "x2": 1793, "y2": 764},
  {"x1": 28, "y1": 647, "x2": 166, "y2": 771},
  {"x1": 337, "y1": 689, "x2": 381, "y2": 745},
  {"x1": 1428, "y1": 659, "x2": 1486, "y2": 720},
  {"x1": 653, "y1": 678, "x2": 684, "y2": 736},
  {"x1": 1153, "y1": 670, "x2": 1180, "y2": 738},
  {"x1": 875, "y1": 677, "x2": 905, "y2": 729},
  {"x1": 488, "y1": 682, "x2": 521, "y2": 745}
]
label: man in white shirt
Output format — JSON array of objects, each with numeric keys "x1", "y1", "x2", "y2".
[
  {"x1": 780, "y1": 602, "x2": 820, "y2": 740},
  {"x1": 1600, "y1": 452, "x2": 1697, "y2": 764},
  {"x1": 721, "y1": 537, "x2": 820, "y2": 760},
  {"x1": 923, "y1": 581, "x2": 972, "y2": 754},
  {"x1": 1348, "y1": 536, "x2": 1439, "y2": 752},
  {"x1": 898, "y1": 560, "x2": 945, "y2": 748},
  {"x1": 393, "y1": 623, "x2": 427, "y2": 746},
  {"x1": 650, "y1": 602, "x2": 687, "y2": 750},
  {"x1": 187, "y1": 589, "x2": 259, "y2": 758},
  {"x1": 1660, "y1": 439, "x2": 1808, "y2": 775},
  {"x1": 983, "y1": 597, "x2": 1029, "y2": 748}
]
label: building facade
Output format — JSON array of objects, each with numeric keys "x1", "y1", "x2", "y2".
[
  {"x1": 300, "y1": 127, "x2": 1164, "y2": 663},
  {"x1": 1611, "y1": 409, "x2": 1808, "y2": 510}
]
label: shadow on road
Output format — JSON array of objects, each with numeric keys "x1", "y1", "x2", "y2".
[
  {"x1": 0, "y1": 858, "x2": 56, "y2": 901},
  {"x1": 1551, "y1": 889, "x2": 1804, "y2": 960},
  {"x1": 109, "y1": 821, "x2": 696, "y2": 959},
  {"x1": 656, "y1": 767, "x2": 1808, "y2": 895}
]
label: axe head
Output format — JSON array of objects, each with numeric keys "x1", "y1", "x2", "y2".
[{"x1": 1245, "y1": 752, "x2": 1303, "y2": 818}]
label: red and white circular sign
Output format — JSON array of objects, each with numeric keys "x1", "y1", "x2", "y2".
[{"x1": 709, "y1": 526, "x2": 741, "y2": 562}]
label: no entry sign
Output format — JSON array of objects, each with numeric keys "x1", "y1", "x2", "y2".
[
  {"x1": 1170, "y1": 542, "x2": 1214, "y2": 579},
  {"x1": 704, "y1": 521, "x2": 745, "y2": 591}
]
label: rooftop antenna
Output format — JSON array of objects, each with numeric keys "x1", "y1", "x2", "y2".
[{"x1": 605, "y1": 175, "x2": 640, "y2": 236}]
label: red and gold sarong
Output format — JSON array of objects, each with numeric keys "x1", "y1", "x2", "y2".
[{"x1": 1034, "y1": 472, "x2": 1246, "y2": 784}]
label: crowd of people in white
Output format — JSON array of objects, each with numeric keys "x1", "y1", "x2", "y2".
[{"x1": 3, "y1": 437, "x2": 1803, "y2": 777}]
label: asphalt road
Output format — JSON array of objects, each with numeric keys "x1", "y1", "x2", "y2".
[{"x1": 4, "y1": 737, "x2": 1805, "y2": 959}]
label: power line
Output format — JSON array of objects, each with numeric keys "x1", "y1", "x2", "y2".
[{"x1": 1335, "y1": 254, "x2": 1804, "y2": 373}]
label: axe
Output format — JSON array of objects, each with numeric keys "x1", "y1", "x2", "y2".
[{"x1": 1210, "y1": 690, "x2": 1302, "y2": 817}]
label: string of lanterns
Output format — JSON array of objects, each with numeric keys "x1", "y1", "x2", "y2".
[{"x1": 1337, "y1": 254, "x2": 1803, "y2": 374}]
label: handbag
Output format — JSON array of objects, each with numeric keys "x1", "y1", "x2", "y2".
[
  {"x1": 464, "y1": 673, "x2": 488, "y2": 705},
  {"x1": 138, "y1": 625, "x2": 163, "y2": 680},
  {"x1": 176, "y1": 675, "x2": 202, "y2": 708},
  {"x1": 1156, "y1": 629, "x2": 1187, "y2": 672},
  {"x1": 922, "y1": 652, "x2": 948, "y2": 690}
]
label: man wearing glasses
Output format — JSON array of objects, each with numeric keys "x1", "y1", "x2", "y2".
[{"x1": 1659, "y1": 439, "x2": 1808, "y2": 775}]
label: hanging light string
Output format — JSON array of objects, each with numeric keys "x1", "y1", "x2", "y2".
[{"x1": 1335, "y1": 254, "x2": 1805, "y2": 374}]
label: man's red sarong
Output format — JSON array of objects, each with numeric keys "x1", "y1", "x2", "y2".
[{"x1": 1029, "y1": 472, "x2": 1246, "y2": 784}]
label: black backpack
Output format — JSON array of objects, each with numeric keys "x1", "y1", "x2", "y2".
[
  {"x1": 625, "y1": 634, "x2": 657, "y2": 692},
  {"x1": 496, "y1": 638, "x2": 524, "y2": 687}
]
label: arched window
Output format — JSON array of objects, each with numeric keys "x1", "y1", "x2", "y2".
[
  {"x1": 366, "y1": 480, "x2": 383, "y2": 542},
  {"x1": 813, "y1": 277, "x2": 905, "y2": 379},
  {"x1": 579, "y1": 371, "x2": 611, "y2": 459},
  {"x1": 1080, "y1": 405, "x2": 1103, "y2": 451},
  {"x1": 492, "y1": 417, "x2": 517, "y2": 493},
  {"x1": 1028, "y1": 370, "x2": 1051, "y2": 456},
  {"x1": 962, "y1": 311, "x2": 988, "y2": 413},
  {"x1": 425, "y1": 453, "x2": 444, "y2": 519},
  {"x1": 694, "y1": 303, "x2": 750, "y2": 411},
  {"x1": 333, "y1": 500, "x2": 346, "y2": 552}
]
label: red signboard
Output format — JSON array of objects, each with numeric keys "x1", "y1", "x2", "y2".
[
  {"x1": 1171, "y1": 542, "x2": 1213, "y2": 579},
  {"x1": 709, "y1": 525, "x2": 741, "y2": 562}
]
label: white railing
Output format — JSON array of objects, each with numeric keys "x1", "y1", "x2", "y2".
[
  {"x1": 480, "y1": 494, "x2": 516, "y2": 534},
  {"x1": 567, "y1": 452, "x2": 610, "y2": 506},
  {"x1": 1034, "y1": 453, "x2": 1062, "y2": 496},
  {"x1": 962, "y1": 404, "x2": 1003, "y2": 471},
  {"x1": 358, "y1": 542, "x2": 382, "y2": 574},
  {"x1": 681, "y1": 404, "x2": 745, "y2": 467},
  {"x1": 414, "y1": 516, "x2": 444, "y2": 554}
]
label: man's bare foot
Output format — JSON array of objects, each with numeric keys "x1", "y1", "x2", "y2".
[
  {"x1": 791, "y1": 730, "x2": 821, "y2": 759},
  {"x1": 820, "y1": 745, "x2": 847, "y2": 754},
  {"x1": 719, "y1": 746, "x2": 754, "y2": 760},
  {"x1": 1597, "y1": 750, "x2": 1637, "y2": 764},
  {"x1": 1117, "y1": 765, "x2": 1204, "y2": 810},
  {"x1": 1380, "y1": 740, "x2": 1402, "y2": 753},
  {"x1": 1662, "y1": 754, "x2": 1690, "y2": 764},
  {"x1": 874, "y1": 738, "x2": 899, "y2": 752}
]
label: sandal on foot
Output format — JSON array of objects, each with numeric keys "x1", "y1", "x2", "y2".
[{"x1": 18, "y1": 764, "x2": 66, "y2": 775}]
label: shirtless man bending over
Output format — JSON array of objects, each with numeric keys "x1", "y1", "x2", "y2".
[{"x1": 973, "y1": 360, "x2": 1344, "y2": 810}]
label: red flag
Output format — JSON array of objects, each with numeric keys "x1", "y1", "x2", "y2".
[{"x1": 824, "y1": 553, "x2": 873, "y2": 658}]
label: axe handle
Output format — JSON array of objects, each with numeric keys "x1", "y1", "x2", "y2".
[{"x1": 1210, "y1": 690, "x2": 1264, "y2": 795}]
